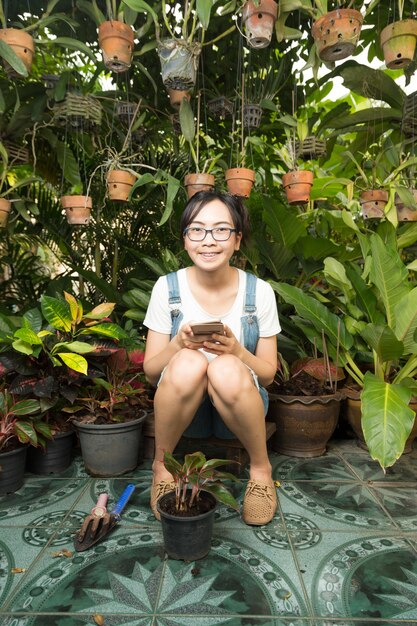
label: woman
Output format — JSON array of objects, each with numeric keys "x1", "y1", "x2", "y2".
[{"x1": 143, "y1": 190, "x2": 280, "y2": 525}]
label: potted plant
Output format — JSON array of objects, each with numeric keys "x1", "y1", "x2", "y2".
[
  {"x1": 179, "y1": 95, "x2": 222, "y2": 198},
  {"x1": 0, "y1": 390, "x2": 51, "y2": 493},
  {"x1": 276, "y1": 141, "x2": 314, "y2": 205},
  {"x1": 157, "y1": 450, "x2": 240, "y2": 560},
  {"x1": 242, "y1": 0, "x2": 279, "y2": 49},
  {"x1": 320, "y1": 230, "x2": 417, "y2": 469},
  {"x1": 310, "y1": 0, "x2": 364, "y2": 62},
  {"x1": 377, "y1": 0, "x2": 417, "y2": 69},
  {"x1": 242, "y1": 52, "x2": 287, "y2": 129},
  {"x1": 77, "y1": 0, "x2": 140, "y2": 72}
]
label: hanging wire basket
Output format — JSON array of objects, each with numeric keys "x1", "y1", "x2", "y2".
[
  {"x1": 243, "y1": 104, "x2": 262, "y2": 129},
  {"x1": 295, "y1": 136, "x2": 327, "y2": 160},
  {"x1": 3, "y1": 139, "x2": 30, "y2": 165},
  {"x1": 402, "y1": 91, "x2": 417, "y2": 138},
  {"x1": 116, "y1": 101, "x2": 138, "y2": 125},
  {"x1": 41, "y1": 74, "x2": 60, "y2": 90},
  {"x1": 207, "y1": 96, "x2": 234, "y2": 119},
  {"x1": 53, "y1": 93, "x2": 103, "y2": 130}
]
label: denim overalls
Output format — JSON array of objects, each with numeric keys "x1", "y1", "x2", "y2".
[{"x1": 166, "y1": 270, "x2": 269, "y2": 438}]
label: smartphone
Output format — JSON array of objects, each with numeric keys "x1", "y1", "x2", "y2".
[{"x1": 190, "y1": 321, "x2": 224, "y2": 335}]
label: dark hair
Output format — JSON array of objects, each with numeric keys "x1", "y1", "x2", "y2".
[{"x1": 179, "y1": 190, "x2": 250, "y2": 245}]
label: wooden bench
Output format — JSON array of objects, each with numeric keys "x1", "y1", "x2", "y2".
[{"x1": 142, "y1": 413, "x2": 276, "y2": 475}]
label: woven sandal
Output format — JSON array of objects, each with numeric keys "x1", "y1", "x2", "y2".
[
  {"x1": 150, "y1": 479, "x2": 176, "y2": 521},
  {"x1": 242, "y1": 480, "x2": 277, "y2": 526}
]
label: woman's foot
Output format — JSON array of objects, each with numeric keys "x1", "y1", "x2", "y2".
[
  {"x1": 242, "y1": 479, "x2": 277, "y2": 525},
  {"x1": 150, "y1": 479, "x2": 176, "y2": 520}
]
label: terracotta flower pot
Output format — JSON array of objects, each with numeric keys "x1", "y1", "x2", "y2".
[
  {"x1": 98, "y1": 20, "x2": 134, "y2": 73},
  {"x1": 168, "y1": 89, "x2": 190, "y2": 110},
  {"x1": 395, "y1": 190, "x2": 417, "y2": 221},
  {"x1": 242, "y1": 0, "x2": 278, "y2": 49},
  {"x1": 380, "y1": 19, "x2": 417, "y2": 69},
  {"x1": 282, "y1": 170, "x2": 314, "y2": 204},
  {"x1": 359, "y1": 190, "x2": 388, "y2": 219},
  {"x1": 0, "y1": 28, "x2": 35, "y2": 75},
  {"x1": 225, "y1": 168, "x2": 255, "y2": 198},
  {"x1": 312, "y1": 9, "x2": 363, "y2": 62},
  {"x1": 61, "y1": 195, "x2": 92, "y2": 225},
  {"x1": 107, "y1": 170, "x2": 136, "y2": 201},
  {"x1": 0, "y1": 198, "x2": 11, "y2": 228},
  {"x1": 184, "y1": 173, "x2": 215, "y2": 199}
]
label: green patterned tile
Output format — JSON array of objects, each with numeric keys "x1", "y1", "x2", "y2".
[
  {"x1": 271, "y1": 455, "x2": 358, "y2": 483},
  {"x1": 0, "y1": 475, "x2": 88, "y2": 527},
  {"x1": 369, "y1": 485, "x2": 417, "y2": 531},
  {"x1": 0, "y1": 616, "x2": 314, "y2": 626},
  {"x1": 307, "y1": 535, "x2": 417, "y2": 622},
  {"x1": 339, "y1": 453, "x2": 417, "y2": 483}
]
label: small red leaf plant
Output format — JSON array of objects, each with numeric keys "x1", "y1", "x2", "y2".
[
  {"x1": 270, "y1": 354, "x2": 345, "y2": 397},
  {"x1": 161, "y1": 450, "x2": 241, "y2": 516},
  {"x1": 0, "y1": 389, "x2": 52, "y2": 453}
]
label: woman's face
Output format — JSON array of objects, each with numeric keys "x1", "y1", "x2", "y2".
[{"x1": 183, "y1": 199, "x2": 242, "y2": 271}]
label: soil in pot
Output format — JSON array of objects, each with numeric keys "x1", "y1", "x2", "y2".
[{"x1": 157, "y1": 490, "x2": 217, "y2": 560}]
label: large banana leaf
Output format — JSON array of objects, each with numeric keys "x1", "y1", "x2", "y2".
[
  {"x1": 393, "y1": 287, "x2": 417, "y2": 354},
  {"x1": 361, "y1": 372, "x2": 415, "y2": 468},
  {"x1": 345, "y1": 264, "x2": 385, "y2": 326},
  {"x1": 369, "y1": 233, "x2": 409, "y2": 328},
  {"x1": 271, "y1": 282, "x2": 354, "y2": 353},
  {"x1": 360, "y1": 324, "x2": 404, "y2": 363}
]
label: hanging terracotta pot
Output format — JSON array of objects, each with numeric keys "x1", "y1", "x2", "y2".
[
  {"x1": 0, "y1": 28, "x2": 35, "y2": 75},
  {"x1": 158, "y1": 39, "x2": 202, "y2": 90},
  {"x1": 98, "y1": 20, "x2": 134, "y2": 73},
  {"x1": 380, "y1": 19, "x2": 417, "y2": 69},
  {"x1": 61, "y1": 195, "x2": 92, "y2": 225},
  {"x1": 0, "y1": 198, "x2": 11, "y2": 228},
  {"x1": 168, "y1": 88, "x2": 191, "y2": 110},
  {"x1": 312, "y1": 9, "x2": 363, "y2": 62},
  {"x1": 107, "y1": 170, "x2": 136, "y2": 201},
  {"x1": 184, "y1": 173, "x2": 215, "y2": 199},
  {"x1": 225, "y1": 168, "x2": 255, "y2": 198},
  {"x1": 242, "y1": 0, "x2": 278, "y2": 49},
  {"x1": 359, "y1": 190, "x2": 388, "y2": 219},
  {"x1": 395, "y1": 190, "x2": 417, "y2": 221},
  {"x1": 282, "y1": 170, "x2": 313, "y2": 205}
]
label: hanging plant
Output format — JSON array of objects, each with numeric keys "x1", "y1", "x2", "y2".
[
  {"x1": 311, "y1": 5, "x2": 364, "y2": 62},
  {"x1": 242, "y1": 0, "x2": 278, "y2": 49}
]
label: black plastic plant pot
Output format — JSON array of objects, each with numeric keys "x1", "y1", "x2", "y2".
[
  {"x1": 157, "y1": 491, "x2": 217, "y2": 561},
  {"x1": 0, "y1": 445, "x2": 27, "y2": 495},
  {"x1": 26, "y1": 430, "x2": 75, "y2": 475}
]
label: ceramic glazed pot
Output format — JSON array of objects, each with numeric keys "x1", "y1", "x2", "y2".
[
  {"x1": 380, "y1": 19, "x2": 417, "y2": 69},
  {"x1": 107, "y1": 170, "x2": 136, "y2": 201},
  {"x1": 168, "y1": 89, "x2": 190, "y2": 110},
  {"x1": 61, "y1": 195, "x2": 92, "y2": 225},
  {"x1": 282, "y1": 170, "x2": 314, "y2": 204},
  {"x1": 359, "y1": 190, "x2": 388, "y2": 219},
  {"x1": 157, "y1": 491, "x2": 217, "y2": 560},
  {"x1": 395, "y1": 190, "x2": 417, "y2": 222},
  {"x1": 98, "y1": 20, "x2": 134, "y2": 73},
  {"x1": 312, "y1": 9, "x2": 363, "y2": 62},
  {"x1": 268, "y1": 393, "x2": 341, "y2": 457},
  {"x1": 225, "y1": 168, "x2": 255, "y2": 198},
  {"x1": 0, "y1": 28, "x2": 35, "y2": 74},
  {"x1": 242, "y1": 0, "x2": 278, "y2": 49},
  {"x1": 0, "y1": 198, "x2": 11, "y2": 228},
  {"x1": 73, "y1": 411, "x2": 147, "y2": 477},
  {"x1": 184, "y1": 173, "x2": 215, "y2": 199},
  {"x1": 158, "y1": 39, "x2": 201, "y2": 91}
]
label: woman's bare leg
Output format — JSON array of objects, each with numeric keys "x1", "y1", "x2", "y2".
[{"x1": 152, "y1": 349, "x2": 208, "y2": 482}]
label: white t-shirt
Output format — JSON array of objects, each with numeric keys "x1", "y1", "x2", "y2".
[{"x1": 143, "y1": 268, "x2": 281, "y2": 360}]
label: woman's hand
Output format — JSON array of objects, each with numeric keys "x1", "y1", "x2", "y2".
[
  {"x1": 202, "y1": 324, "x2": 244, "y2": 359},
  {"x1": 177, "y1": 322, "x2": 210, "y2": 350}
]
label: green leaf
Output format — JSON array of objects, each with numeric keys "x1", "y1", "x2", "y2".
[
  {"x1": 179, "y1": 97, "x2": 195, "y2": 144},
  {"x1": 12, "y1": 339, "x2": 33, "y2": 355},
  {"x1": 121, "y1": 0, "x2": 159, "y2": 23},
  {"x1": 393, "y1": 288, "x2": 417, "y2": 353},
  {"x1": 12, "y1": 399, "x2": 41, "y2": 416},
  {"x1": 362, "y1": 372, "x2": 414, "y2": 468},
  {"x1": 58, "y1": 352, "x2": 88, "y2": 375},
  {"x1": 130, "y1": 172, "x2": 155, "y2": 197},
  {"x1": 159, "y1": 176, "x2": 181, "y2": 226},
  {"x1": 83, "y1": 302, "x2": 115, "y2": 320},
  {"x1": 23, "y1": 308, "x2": 43, "y2": 333},
  {"x1": 79, "y1": 323, "x2": 128, "y2": 340},
  {"x1": 54, "y1": 341, "x2": 94, "y2": 354},
  {"x1": 15, "y1": 421, "x2": 37, "y2": 446},
  {"x1": 41, "y1": 37, "x2": 97, "y2": 63},
  {"x1": 361, "y1": 324, "x2": 404, "y2": 362},
  {"x1": 0, "y1": 40, "x2": 28, "y2": 77},
  {"x1": 202, "y1": 483, "x2": 239, "y2": 510},
  {"x1": 92, "y1": 377, "x2": 113, "y2": 391},
  {"x1": 41, "y1": 296, "x2": 72, "y2": 332},
  {"x1": 196, "y1": 0, "x2": 213, "y2": 30},
  {"x1": 14, "y1": 328, "x2": 43, "y2": 346}
]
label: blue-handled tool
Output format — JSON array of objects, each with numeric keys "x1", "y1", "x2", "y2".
[{"x1": 74, "y1": 484, "x2": 136, "y2": 552}]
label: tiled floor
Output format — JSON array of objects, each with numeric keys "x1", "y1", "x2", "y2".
[{"x1": 1, "y1": 437, "x2": 417, "y2": 626}]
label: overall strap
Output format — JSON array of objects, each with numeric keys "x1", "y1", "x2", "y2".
[
  {"x1": 241, "y1": 271, "x2": 260, "y2": 354},
  {"x1": 166, "y1": 271, "x2": 183, "y2": 339}
]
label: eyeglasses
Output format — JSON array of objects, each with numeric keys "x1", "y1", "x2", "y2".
[{"x1": 184, "y1": 227, "x2": 237, "y2": 241}]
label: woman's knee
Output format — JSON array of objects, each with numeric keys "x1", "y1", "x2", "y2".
[
  {"x1": 161, "y1": 349, "x2": 208, "y2": 392},
  {"x1": 207, "y1": 355, "x2": 252, "y2": 400}
]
